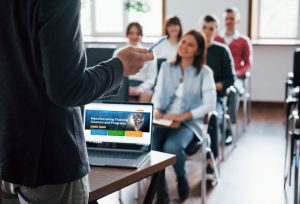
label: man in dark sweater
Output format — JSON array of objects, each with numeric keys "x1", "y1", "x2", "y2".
[
  {"x1": 201, "y1": 15, "x2": 236, "y2": 163},
  {"x1": 0, "y1": 1, "x2": 153, "y2": 203}
]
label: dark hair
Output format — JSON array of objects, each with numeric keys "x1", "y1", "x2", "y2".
[
  {"x1": 225, "y1": 7, "x2": 240, "y2": 20},
  {"x1": 165, "y1": 16, "x2": 182, "y2": 42},
  {"x1": 126, "y1": 22, "x2": 143, "y2": 36},
  {"x1": 174, "y1": 29, "x2": 207, "y2": 75},
  {"x1": 203, "y1": 14, "x2": 219, "y2": 28}
]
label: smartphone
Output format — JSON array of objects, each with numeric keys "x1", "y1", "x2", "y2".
[{"x1": 147, "y1": 36, "x2": 168, "y2": 52}]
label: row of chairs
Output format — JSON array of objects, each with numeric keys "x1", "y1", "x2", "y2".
[{"x1": 284, "y1": 48, "x2": 300, "y2": 204}]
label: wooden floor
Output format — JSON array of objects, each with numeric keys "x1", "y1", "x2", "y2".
[
  {"x1": 165, "y1": 103, "x2": 286, "y2": 204},
  {"x1": 98, "y1": 104, "x2": 288, "y2": 204}
]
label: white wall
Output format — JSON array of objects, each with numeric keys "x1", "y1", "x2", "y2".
[
  {"x1": 166, "y1": 0, "x2": 248, "y2": 34},
  {"x1": 252, "y1": 46, "x2": 295, "y2": 101},
  {"x1": 166, "y1": 0, "x2": 299, "y2": 102}
]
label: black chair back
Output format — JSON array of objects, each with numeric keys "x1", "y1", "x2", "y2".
[
  {"x1": 154, "y1": 58, "x2": 167, "y2": 87},
  {"x1": 85, "y1": 46, "x2": 116, "y2": 66},
  {"x1": 293, "y1": 48, "x2": 300, "y2": 87}
]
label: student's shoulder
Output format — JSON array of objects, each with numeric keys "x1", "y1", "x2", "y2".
[
  {"x1": 212, "y1": 41, "x2": 231, "y2": 54},
  {"x1": 160, "y1": 61, "x2": 178, "y2": 72},
  {"x1": 201, "y1": 65, "x2": 214, "y2": 75},
  {"x1": 239, "y1": 34, "x2": 252, "y2": 44}
]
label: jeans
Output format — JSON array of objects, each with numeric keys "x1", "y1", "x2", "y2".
[
  {"x1": 208, "y1": 96, "x2": 224, "y2": 159},
  {"x1": 152, "y1": 125, "x2": 194, "y2": 178},
  {"x1": 1, "y1": 175, "x2": 89, "y2": 204}
]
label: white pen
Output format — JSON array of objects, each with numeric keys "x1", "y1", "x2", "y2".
[{"x1": 147, "y1": 35, "x2": 168, "y2": 52}]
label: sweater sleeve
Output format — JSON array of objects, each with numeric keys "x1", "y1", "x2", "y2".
[
  {"x1": 190, "y1": 70, "x2": 216, "y2": 119},
  {"x1": 238, "y1": 37, "x2": 253, "y2": 77},
  {"x1": 220, "y1": 46, "x2": 236, "y2": 92},
  {"x1": 38, "y1": 0, "x2": 123, "y2": 107}
]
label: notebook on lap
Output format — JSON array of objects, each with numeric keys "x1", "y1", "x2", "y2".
[{"x1": 84, "y1": 102, "x2": 153, "y2": 168}]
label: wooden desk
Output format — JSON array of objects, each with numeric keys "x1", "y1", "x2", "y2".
[{"x1": 88, "y1": 151, "x2": 176, "y2": 204}]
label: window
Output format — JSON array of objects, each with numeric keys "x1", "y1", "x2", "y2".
[
  {"x1": 251, "y1": 0, "x2": 300, "y2": 41},
  {"x1": 80, "y1": 0, "x2": 164, "y2": 38}
]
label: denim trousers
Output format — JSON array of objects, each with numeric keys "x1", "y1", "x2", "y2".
[{"x1": 152, "y1": 124, "x2": 194, "y2": 178}]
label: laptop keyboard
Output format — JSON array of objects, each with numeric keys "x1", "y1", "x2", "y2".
[{"x1": 88, "y1": 149, "x2": 143, "y2": 160}]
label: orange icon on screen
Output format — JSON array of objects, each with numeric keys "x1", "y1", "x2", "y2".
[{"x1": 125, "y1": 131, "x2": 142, "y2": 137}]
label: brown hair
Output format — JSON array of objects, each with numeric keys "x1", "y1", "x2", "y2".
[
  {"x1": 174, "y1": 29, "x2": 207, "y2": 75},
  {"x1": 164, "y1": 16, "x2": 182, "y2": 42},
  {"x1": 126, "y1": 22, "x2": 143, "y2": 36}
]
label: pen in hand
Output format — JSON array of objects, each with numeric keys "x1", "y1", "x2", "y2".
[{"x1": 147, "y1": 35, "x2": 168, "y2": 52}]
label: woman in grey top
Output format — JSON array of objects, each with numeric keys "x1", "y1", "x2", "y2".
[{"x1": 151, "y1": 30, "x2": 216, "y2": 202}]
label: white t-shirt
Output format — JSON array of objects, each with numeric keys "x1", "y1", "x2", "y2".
[
  {"x1": 155, "y1": 39, "x2": 178, "y2": 62},
  {"x1": 166, "y1": 82, "x2": 184, "y2": 114}
]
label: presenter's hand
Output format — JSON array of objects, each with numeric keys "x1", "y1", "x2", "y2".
[{"x1": 117, "y1": 47, "x2": 154, "y2": 76}]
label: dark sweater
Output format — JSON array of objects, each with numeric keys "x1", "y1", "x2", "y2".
[
  {"x1": 206, "y1": 42, "x2": 236, "y2": 97},
  {"x1": 0, "y1": 0, "x2": 123, "y2": 187}
]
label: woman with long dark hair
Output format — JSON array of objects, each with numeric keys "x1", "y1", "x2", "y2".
[{"x1": 151, "y1": 29, "x2": 216, "y2": 202}]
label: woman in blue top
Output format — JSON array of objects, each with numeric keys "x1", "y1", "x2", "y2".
[{"x1": 151, "y1": 30, "x2": 216, "y2": 202}]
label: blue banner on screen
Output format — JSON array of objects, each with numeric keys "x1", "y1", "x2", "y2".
[{"x1": 85, "y1": 110, "x2": 150, "y2": 132}]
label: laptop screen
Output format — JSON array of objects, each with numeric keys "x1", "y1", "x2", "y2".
[{"x1": 84, "y1": 102, "x2": 153, "y2": 146}]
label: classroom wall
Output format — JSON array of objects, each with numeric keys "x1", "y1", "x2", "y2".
[{"x1": 166, "y1": 0, "x2": 298, "y2": 102}]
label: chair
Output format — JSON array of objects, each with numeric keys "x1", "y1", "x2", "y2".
[
  {"x1": 85, "y1": 44, "x2": 117, "y2": 66},
  {"x1": 293, "y1": 48, "x2": 300, "y2": 87},
  {"x1": 240, "y1": 72, "x2": 251, "y2": 132},
  {"x1": 283, "y1": 91, "x2": 300, "y2": 204},
  {"x1": 184, "y1": 112, "x2": 220, "y2": 201},
  {"x1": 153, "y1": 58, "x2": 167, "y2": 87}
]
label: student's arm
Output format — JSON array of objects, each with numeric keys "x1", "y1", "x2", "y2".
[
  {"x1": 220, "y1": 47, "x2": 236, "y2": 92},
  {"x1": 238, "y1": 37, "x2": 253, "y2": 77},
  {"x1": 136, "y1": 58, "x2": 158, "y2": 92},
  {"x1": 38, "y1": 0, "x2": 123, "y2": 107},
  {"x1": 190, "y1": 70, "x2": 216, "y2": 119}
]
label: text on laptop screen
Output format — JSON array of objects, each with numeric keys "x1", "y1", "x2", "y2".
[{"x1": 84, "y1": 103, "x2": 153, "y2": 145}]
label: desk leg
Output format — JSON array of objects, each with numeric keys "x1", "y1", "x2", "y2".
[
  {"x1": 143, "y1": 170, "x2": 165, "y2": 204},
  {"x1": 156, "y1": 170, "x2": 165, "y2": 204}
]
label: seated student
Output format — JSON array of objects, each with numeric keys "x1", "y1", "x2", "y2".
[
  {"x1": 155, "y1": 16, "x2": 183, "y2": 62},
  {"x1": 113, "y1": 22, "x2": 157, "y2": 102},
  {"x1": 215, "y1": 7, "x2": 253, "y2": 93},
  {"x1": 151, "y1": 30, "x2": 216, "y2": 202},
  {"x1": 200, "y1": 15, "x2": 236, "y2": 156}
]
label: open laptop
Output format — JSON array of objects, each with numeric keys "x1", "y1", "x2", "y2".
[{"x1": 83, "y1": 102, "x2": 153, "y2": 168}]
